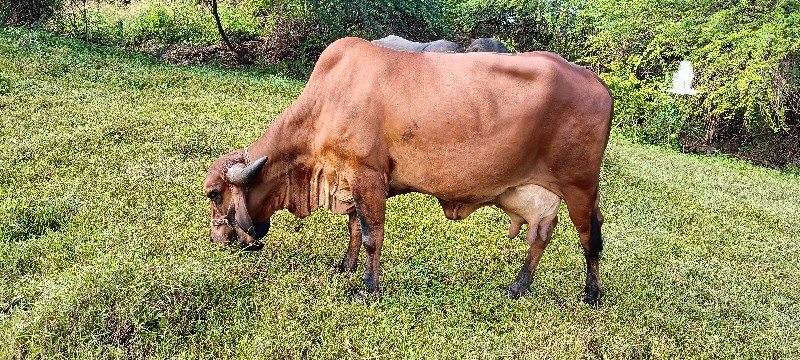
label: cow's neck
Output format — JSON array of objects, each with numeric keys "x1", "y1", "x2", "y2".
[{"x1": 246, "y1": 100, "x2": 316, "y2": 220}]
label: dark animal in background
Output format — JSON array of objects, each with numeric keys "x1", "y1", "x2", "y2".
[
  {"x1": 372, "y1": 35, "x2": 464, "y2": 53},
  {"x1": 466, "y1": 38, "x2": 509, "y2": 53},
  {"x1": 204, "y1": 37, "x2": 613, "y2": 305}
]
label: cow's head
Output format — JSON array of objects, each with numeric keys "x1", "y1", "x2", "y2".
[{"x1": 203, "y1": 151, "x2": 270, "y2": 250}]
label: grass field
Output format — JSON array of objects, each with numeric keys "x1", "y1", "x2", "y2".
[{"x1": 1, "y1": 27, "x2": 799, "y2": 359}]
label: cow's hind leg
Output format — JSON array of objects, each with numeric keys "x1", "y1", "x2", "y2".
[
  {"x1": 349, "y1": 171, "x2": 388, "y2": 295},
  {"x1": 338, "y1": 211, "x2": 362, "y2": 272},
  {"x1": 507, "y1": 216, "x2": 558, "y2": 298},
  {"x1": 564, "y1": 186, "x2": 604, "y2": 306},
  {"x1": 498, "y1": 184, "x2": 561, "y2": 298}
]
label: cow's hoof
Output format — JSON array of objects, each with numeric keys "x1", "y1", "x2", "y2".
[
  {"x1": 363, "y1": 275, "x2": 381, "y2": 294},
  {"x1": 337, "y1": 261, "x2": 357, "y2": 273},
  {"x1": 352, "y1": 289, "x2": 380, "y2": 303},
  {"x1": 583, "y1": 288, "x2": 604, "y2": 306},
  {"x1": 505, "y1": 283, "x2": 529, "y2": 299}
]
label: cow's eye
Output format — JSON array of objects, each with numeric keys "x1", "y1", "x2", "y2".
[{"x1": 207, "y1": 191, "x2": 221, "y2": 202}]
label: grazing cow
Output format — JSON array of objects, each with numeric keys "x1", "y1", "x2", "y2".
[
  {"x1": 203, "y1": 37, "x2": 613, "y2": 305},
  {"x1": 466, "y1": 38, "x2": 509, "y2": 53},
  {"x1": 372, "y1": 35, "x2": 464, "y2": 53}
]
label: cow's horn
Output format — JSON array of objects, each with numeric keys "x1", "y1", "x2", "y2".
[{"x1": 225, "y1": 156, "x2": 268, "y2": 186}]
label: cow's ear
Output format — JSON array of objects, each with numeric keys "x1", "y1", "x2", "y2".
[{"x1": 226, "y1": 156, "x2": 268, "y2": 186}]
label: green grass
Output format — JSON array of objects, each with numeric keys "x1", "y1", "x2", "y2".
[{"x1": 1, "y1": 27, "x2": 799, "y2": 359}]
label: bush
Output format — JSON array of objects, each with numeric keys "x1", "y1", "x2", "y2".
[
  {"x1": 121, "y1": 1, "x2": 213, "y2": 45},
  {"x1": 42, "y1": 0, "x2": 261, "y2": 46},
  {"x1": 581, "y1": 0, "x2": 800, "y2": 161},
  {"x1": 445, "y1": 0, "x2": 586, "y2": 59},
  {"x1": 601, "y1": 59, "x2": 697, "y2": 150},
  {"x1": 240, "y1": 0, "x2": 450, "y2": 75}
]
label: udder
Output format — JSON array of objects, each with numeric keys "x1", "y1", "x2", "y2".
[{"x1": 496, "y1": 184, "x2": 561, "y2": 241}]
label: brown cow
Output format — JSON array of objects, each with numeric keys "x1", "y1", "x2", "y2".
[{"x1": 203, "y1": 37, "x2": 613, "y2": 304}]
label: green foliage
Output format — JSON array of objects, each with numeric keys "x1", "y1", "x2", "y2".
[
  {"x1": 43, "y1": 0, "x2": 261, "y2": 46},
  {"x1": 42, "y1": 2, "x2": 119, "y2": 44},
  {"x1": 582, "y1": 0, "x2": 800, "y2": 151},
  {"x1": 446, "y1": 0, "x2": 586, "y2": 58},
  {"x1": 2, "y1": 27, "x2": 800, "y2": 358},
  {"x1": 125, "y1": 2, "x2": 179, "y2": 44},
  {"x1": 312, "y1": 0, "x2": 449, "y2": 40},
  {"x1": 251, "y1": 0, "x2": 451, "y2": 75},
  {"x1": 39, "y1": 0, "x2": 452, "y2": 75},
  {"x1": 600, "y1": 58, "x2": 704, "y2": 149},
  {"x1": 121, "y1": 1, "x2": 214, "y2": 45}
]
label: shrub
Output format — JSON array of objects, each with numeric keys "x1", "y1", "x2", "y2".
[
  {"x1": 581, "y1": 0, "x2": 800, "y2": 159},
  {"x1": 600, "y1": 59, "x2": 699, "y2": 150},
  {"x1": 39, "y1": 0, "x2": 451, "y2": 74},
  {"x1": 445, "y1": 0, "x2": 587, "y2": 59},
  {"x1": 43, "y1": 0, "x2": 261, "y2": 46},
  {"x1": 242, "y1": 0, "x2": 450, "y2": 76}
]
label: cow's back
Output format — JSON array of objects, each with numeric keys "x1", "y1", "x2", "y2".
[{"x1": 304, "y1": 38, "x2": 612, "y2": 202}]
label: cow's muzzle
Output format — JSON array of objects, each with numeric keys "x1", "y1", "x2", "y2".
[{"x1": 210, "y1": 217, "x2": 270, "y2": 251}]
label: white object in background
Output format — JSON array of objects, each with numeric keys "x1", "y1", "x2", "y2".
[{"x1": 670, "y1": 60, "x2": 698, "y2": 95}]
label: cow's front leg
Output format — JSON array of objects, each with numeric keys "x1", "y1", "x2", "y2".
[
  {"x1": 338, "y1": 211, "x2": 362, "y2": 272},
  {"x1": 350, "y1": 172, "x2": 388, "y2": 295}
]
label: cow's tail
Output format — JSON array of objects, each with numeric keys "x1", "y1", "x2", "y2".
[
  {"x1": 590, "y1": 74, "x2": 611, "y2": 255},
  {"x1": 594, "y1": 74, "x2": 614, "y2": 146}
]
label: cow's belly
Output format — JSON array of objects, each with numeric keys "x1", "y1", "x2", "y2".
[
  {"x1": 387, "y1": 143, "x2": 534, "y2": 201},
  {"x1": 386, "y1": 137, "x2": 560, "y2": 227},
  {"x1": 434, "y1": 183, "x2": 561, "y2": 242},
  {"x1": 382, "y1": 102, "x2": 550, "y2": 200}
]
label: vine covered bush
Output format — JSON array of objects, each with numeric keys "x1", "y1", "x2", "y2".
[
  {"x1": 445, "y1": 0, "x2": 586, "y2": 59},
  {"x1": 244, "y1": 0, "x2": 451, "y2": 74},
  {"x1": 581, "y1": 0, "x2": 800, "y2": 164}
]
